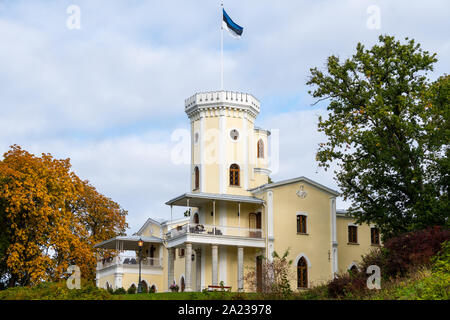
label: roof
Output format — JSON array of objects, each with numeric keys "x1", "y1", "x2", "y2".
[
  {"x1": 249, "y1": 176, "x2": 340, "y2": 196},
  {"x1": 93, "y1": 235, "x2": 162, "y2": 250},
  {"x1": 165, "y1": 192, "x2": 265, "y2": 207},
  {"x1": 134, "y1": 217, "x2": 163, "y2": 236}
]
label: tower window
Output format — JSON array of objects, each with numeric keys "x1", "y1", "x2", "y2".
[
  {"x1": 257, "y1": 139, "x2": 264, "y2": 158},
  {"x1": 194, "y1": 166, "x2": 200, "y2": 190},
  {"x1": 194, "y1": 132, "x2": 199, "y2": 144},
  {"x1": 229, "y1": 164, "x2": 240, "y2": 186},
  {"x1": 230, "y1": 129, "x2": 239, "y2": 141}
]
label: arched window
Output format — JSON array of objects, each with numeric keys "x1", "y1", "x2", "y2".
[
  {"x1": 349, "y1": 265, "x2": 358, "y2": 274},
  {"x1": 194, "y1": 166, "x2": 200, "y2": 190},
  {"x1": 193, "y1": 213, "x2": 199, "y2": 224},
  {"x1": 257, "y1": 139, "x2": 264, "y2": 158},
  {"x1": 297, "y1": 257, "x2": 308, "y2": 288},
  {"x1": 180, "y1": 276, "x2": 185, "y2": 292},
  {"x1": 229, "y1": 164, "x2": 240, "y2": 186}
]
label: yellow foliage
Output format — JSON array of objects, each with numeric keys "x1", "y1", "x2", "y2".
[{"x1": 0, "y1": 145, "x2": 128, "y2": 286}]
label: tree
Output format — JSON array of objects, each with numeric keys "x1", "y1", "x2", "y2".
[
  {"x1": 307, "y1": 35, "x2": 449, "y2": 240},
  {"x1": 0, "y1": 145, "x2": 128, "y2": 286},
  {"x1": 244, "y1": 249, "x2": 294, "y2": 297}
]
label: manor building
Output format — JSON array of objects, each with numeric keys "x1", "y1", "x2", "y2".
[{"x1": 94, "y1": 90, "x2": 380, "y2": 292}]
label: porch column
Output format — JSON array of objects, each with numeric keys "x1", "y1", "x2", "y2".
[
  {"x1": 211, "y1": 245, "x2": 218, "y2": 286},
  {"x1": 185, "y1": 243, "x2": 193, "y2": 292},
  {"x1": 237, "y1": 247, "x2": 244, "y2": 291},
  {"x1": 167, "y1": 248, "x2": 175, "y2": 291},
  {"x1": 196, "y1": 248, "x2": 202, "y2": 291}
]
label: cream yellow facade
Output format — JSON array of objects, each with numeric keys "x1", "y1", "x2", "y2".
[{"x1": 95, "y1": 90, "x2": 379, "y2": 293}]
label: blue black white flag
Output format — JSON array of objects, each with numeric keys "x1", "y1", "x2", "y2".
[{"x1": 222, "y1": 8, "x2": 243, "y2": 38}]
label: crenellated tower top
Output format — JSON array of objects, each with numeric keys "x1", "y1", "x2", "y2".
[{"x1": 185, "y1": 90, "x2": 260, "y2": 121}]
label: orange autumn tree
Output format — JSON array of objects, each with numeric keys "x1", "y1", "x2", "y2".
[{"x1": 0, "y1": 145, "x2": 128, "y2": 287}]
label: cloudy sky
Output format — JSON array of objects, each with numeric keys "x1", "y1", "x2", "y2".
[{"x1": 1, "y1": 0, "x2": 449, "y2": 233}]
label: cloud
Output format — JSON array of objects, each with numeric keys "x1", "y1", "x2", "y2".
[{"x1": 0, "y1": 0, "x2": 448, "y2": 232}]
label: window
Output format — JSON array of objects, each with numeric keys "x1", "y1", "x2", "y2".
[
  {"x1": 229, "y1": 164, "x2": 240, "y2": 186},
  {"x1": 230, "y1": 129, "x2": 239, "y2": 141},
  {"x1": 179, "y1": 248, "x2": 185, "y2": 257},
  {"x1": 194, "y1": 166, "x2": 199, "y2": 190},
  {"x1": 297, "y1": 257, "x2": 308, "y2": 288},
  {"x1": 348, "y1": 226, "x2": 358, "y2": 243},
  {"x1": 257, "y1": 139, "x2": 264, "y2": 158},
  {"x1": 371, "y1": 227, "x2": 380, "y2": 245},
  {"x1": 194, "y1": 132, "x2": 199, "y2": 144},
  {"x1": 297, "y1": 215, "x2": 307, "y2": 234},
  {"x1": 349, "y1": 265, "x2": 358, "y2": 274},
  {"x1": 193, "y1": 213, "x2": 199, "y2": 224}
]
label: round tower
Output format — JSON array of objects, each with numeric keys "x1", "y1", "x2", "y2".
[{"x1": 185, "y1": 90, "x2": 270, "y2": 196}]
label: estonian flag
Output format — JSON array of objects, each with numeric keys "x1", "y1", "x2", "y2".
[{"x1": 222, "y1": 8, "x2": 243, "y2": 38}]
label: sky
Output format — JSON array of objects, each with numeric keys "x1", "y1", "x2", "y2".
[{"x1": 0, "y1": 0, "x2": 449, "y2": 234}]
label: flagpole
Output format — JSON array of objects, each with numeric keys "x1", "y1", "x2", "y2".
[{"x1": 220, "y1": 0, "x2": 224, "y2": 91}]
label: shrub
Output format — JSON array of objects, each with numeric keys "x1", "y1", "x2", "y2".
[
  {"x1": 379, "y1": 226, "x2": 449, "y2": 278},
  {"x1": 328, "y1": 227, "x2": 450, "y2": 299},
  {"x1": 127, "y1": 285, "x2": 136, "y2": 294},
  {"x1": 327, "y1": 273, "x2": 367, "y2": 299},
  {"x1": 113, "y1": 287, "x2": 127, "y2": 295}
]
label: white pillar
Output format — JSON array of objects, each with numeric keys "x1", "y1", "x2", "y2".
[
  {"x1": 196, "y1": 249, "x2": 202, "y2": 291},
  {"x1": 167, "y1": 248, "x2": 175, "y2": 291},
  {"x1": 237, "y1": 247, "x2": 244, "y2": 291},
  {"x1": 185, "y1": 243, "x2": 193, "y2": 292},
  {"x1": 211, "y1": 245, "x2": 218, "y2": 286}
]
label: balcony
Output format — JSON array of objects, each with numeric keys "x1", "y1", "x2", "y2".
[
  {"x1": 167, "y1": 223, "x2": 262, "y2": 239},
  {"x1": 165, "y1": 223, "x2": 265, "y2": 248},
  {"x1": 97, "y1": 255, "x2": 162, "y2": 271}
]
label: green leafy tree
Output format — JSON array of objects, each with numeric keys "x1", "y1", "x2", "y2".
[{"x1": 307, "y1": 35, "x2": 449, "y2": 240}]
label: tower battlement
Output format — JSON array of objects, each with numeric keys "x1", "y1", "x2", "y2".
[{"x1": 185, "y1": 91, "x2": 260, "y2": 118}]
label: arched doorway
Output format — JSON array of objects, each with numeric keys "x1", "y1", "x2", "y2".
[
  {"x1": 193, "y1": 213, "x2": 199, "y2": 224},
  {"x1": 297, "y1": 257, "x2": 308, "y2": 288},
  {"x1": 180, "y1": 276, "x2": 185, "y2": 292}
]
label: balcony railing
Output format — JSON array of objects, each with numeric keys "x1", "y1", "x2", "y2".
[
  {"x1": 97, "y1": 256, "x2": 161, "y2": 269},
  {"x1": 166, "y1": 223, "x2": 263, "y2": 239}
]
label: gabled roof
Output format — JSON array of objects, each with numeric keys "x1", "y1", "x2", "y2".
[
  {"x1": 249, "y1": 176, "x2": 340, "y2": 196},
  {"x1": 94, "y1": 235, "x2": 162, "y2": 250},
  {"x1": 134, "y1": 217, "x2": 163, "y2": 236}
]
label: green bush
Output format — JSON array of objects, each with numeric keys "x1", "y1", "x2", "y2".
[
  {"x1": 127, "y1": 285, "x2": 136, "y2": 294},
  {"x1": 113, "y1": 287, "x2": 127, "y2": 295},
  {"x1": 0, "y1": 281, "x2": 113, "y2": 300}
]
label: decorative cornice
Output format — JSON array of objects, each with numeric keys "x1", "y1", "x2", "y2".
[{"x1": 185, "y1": 91, "x2": 260, "y2": 120}]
